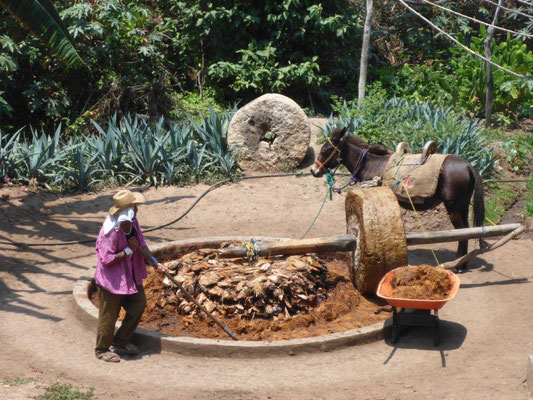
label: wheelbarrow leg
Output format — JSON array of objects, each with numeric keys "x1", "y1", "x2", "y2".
[
  {"x1": 392, "y1": 307, "x2": 400, "y2": 343},
  {"x1": 433, "y1": 309, "x2": 440, "y2": 346}
]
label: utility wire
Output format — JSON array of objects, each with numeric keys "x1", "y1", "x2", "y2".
[
  {"x1": 515, "y1": 0, "x2": 533, "y2": 8},
  {"x1": 397, "y1": 0, "x2": 533, "y2": 80},
  {"x1": 418, "y1": 0, "x2": 533, "y2": 38},
  {"x1": 482, "y1": 0, "x2": 533, "y2": 20}
]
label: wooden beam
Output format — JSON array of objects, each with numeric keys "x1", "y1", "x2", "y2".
[
  {"x1": 217, "y1": 224, "x2": 523, "y2": 259},
  {"x1": 405, "y1": 223, "x2": 522, "y2": 245},
  {"x1": 217, "y1": 234, "x2": 356, "y2": 259}
]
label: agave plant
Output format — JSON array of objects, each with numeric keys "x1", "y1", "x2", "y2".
[
  {"x1": 90, "y1": 116, "x2": 127, "y2": 181},
  {"x1": 168, "y1": 123, "x2": 193, "y2": 150},
  {"x1": 16, "y1": 125, "x2": 63, "y2": 182},
  {"x1": 188, "y1": 106, "x2": 239, "y2": 177},
  {"x1": 121, "y1": 115, "x2": 169, "y2": 185},
  {"x1": 190, "y1": 105, "x2": 232, "y2": 155},
  {"x1": 0, "y1": 128, "x2": 21, "y2": 178},
  {"x1": 185, "y1": 142, "x2": 215, "y2": 184},
  {"x1": 59, "y1": 141, "x2": 100, "y2": 190}
]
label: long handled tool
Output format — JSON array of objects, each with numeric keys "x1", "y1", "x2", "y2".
[{"x1": 138, "y1": 246, "x2": 238, "y2": 341}]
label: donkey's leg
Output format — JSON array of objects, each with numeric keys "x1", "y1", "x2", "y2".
[{"x1": 444, "y1": 203, "x2": 470, "y2": 271}]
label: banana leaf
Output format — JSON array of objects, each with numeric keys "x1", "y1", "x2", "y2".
[{"x1": 0, "y1": 0, "x2": 82, "y2": 67}]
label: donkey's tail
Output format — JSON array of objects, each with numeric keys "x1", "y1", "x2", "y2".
[{"x1": 471, "y1": 166, "x2": 485, "y2": 227}]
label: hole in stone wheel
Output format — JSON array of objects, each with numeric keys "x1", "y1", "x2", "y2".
[{"x1": 260, "y1": 131, "x2": 277, "y2": 145}]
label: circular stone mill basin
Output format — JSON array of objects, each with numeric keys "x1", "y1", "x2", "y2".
[{"x1": 73, "y1": 236, "x2": 389, "y2": 358}]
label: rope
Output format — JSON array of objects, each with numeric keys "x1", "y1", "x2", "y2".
[
  {"x1": 300, "y1": 170, "x2": 339, "y2": 239},
  {"x1": 399, "y1": 180, "x2": 442, "y2": 267},
  {"x1": 300, "y1": 189, "x2": 331, "y2": 240}
]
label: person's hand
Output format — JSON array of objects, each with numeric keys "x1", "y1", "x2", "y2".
[
  {"x1": 128, "y1": 237, "x2": 139, "y2": 252},
  {"x1": 156, "y1": 263, "x2": 166, "y2": 275}
]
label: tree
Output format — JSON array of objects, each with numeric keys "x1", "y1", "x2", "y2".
[
  {"x1": 484, "y1": 0, "x2": 503, "y2": 127},
  {"x1": 0, "y1": 0, "x2": 82, "y2": 67},
  {"x1": 358, "y1": 0, "x2": 374, "y2": 106}
]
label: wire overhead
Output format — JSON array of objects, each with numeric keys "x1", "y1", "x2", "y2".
[
  {"x1": 418, "y1": 0, "x2": 533, "y2": 38},
  {"x1": 397, "y1": 0, "x2": 533, "y2": 80},
  {"x1": 482, "y1": 0, "x2": 533, "y2": 20},
  {"x1": 515, "y1": 0, "x2": 533, "y2": 8}
]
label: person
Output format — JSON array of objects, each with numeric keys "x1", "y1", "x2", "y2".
[{"x1": 94, "y1": 189, "x2": 165, "y2": 363}]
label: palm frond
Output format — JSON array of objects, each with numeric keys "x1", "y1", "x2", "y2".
[{"x1": 0, "y1": 0, "x2": 83, "y2": 67}]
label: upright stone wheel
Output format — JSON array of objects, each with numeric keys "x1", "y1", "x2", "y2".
[{"x1": 345, "y1": 186, "x2": 408, "y2": 294}]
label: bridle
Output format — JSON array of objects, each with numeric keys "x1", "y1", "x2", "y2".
[{"x1": 314, "y1": 137, "x2": 344, "y2": 174}]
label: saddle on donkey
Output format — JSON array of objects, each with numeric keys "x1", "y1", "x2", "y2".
[{"x1": 382, "y1": 141, "x2": 447, "y2": 204}]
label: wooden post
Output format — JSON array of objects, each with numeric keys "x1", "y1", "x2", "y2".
[
  {"x1": 485, "y1": 0, "x2": 503, "y2": 127},
  {"x1": 358, "y1": 0, "x2": 374, "y2": 106}
]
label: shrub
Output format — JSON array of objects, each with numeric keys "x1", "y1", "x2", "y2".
[{"x1": 327, "y1": 88, "x2": 496, "y2": 178}]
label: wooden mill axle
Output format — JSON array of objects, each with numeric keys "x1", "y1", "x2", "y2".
[{"x1": 217, "y1": 223, "x2": 522, "y2": 259}]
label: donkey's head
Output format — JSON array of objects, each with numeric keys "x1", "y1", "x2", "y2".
[{"x1": 310, "y1": 126, "x2": 349, "y2": 177}]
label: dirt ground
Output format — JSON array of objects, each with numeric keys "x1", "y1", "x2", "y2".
[{"x1": 1, "y1": 123, "x2": 533, "y2": 399}]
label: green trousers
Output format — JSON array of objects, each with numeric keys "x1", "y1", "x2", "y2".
[{"x1": 95, "y1": 285, "x2": 147, "y2": 352}]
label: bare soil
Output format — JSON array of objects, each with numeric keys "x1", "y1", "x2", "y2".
[{"x1": 1, "y1": 121, "x2": 532, "y2": 399}]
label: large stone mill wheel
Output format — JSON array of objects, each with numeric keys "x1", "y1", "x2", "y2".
[
  {"x1": 345, "y1": 186, "x2": 408, "y2": 294},
  {"x1": 227, "y1": 93, "x2": 310, "y2": 172}
]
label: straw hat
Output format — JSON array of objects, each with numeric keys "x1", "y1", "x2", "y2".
[{"x1": 109, "y1": 190, "x2": 146, "y2": 215}]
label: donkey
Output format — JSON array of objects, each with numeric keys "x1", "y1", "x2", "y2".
[{"x1": 310, "y1": 127, "x2": 486, "y2": 270}]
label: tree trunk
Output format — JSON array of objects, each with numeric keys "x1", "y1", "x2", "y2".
[
  {"x1": 484, "y1": 0, "x2": 503, "y2": 127},
  {"x1": 358, "y1": 0, "x2": 374, "y2": 107}
]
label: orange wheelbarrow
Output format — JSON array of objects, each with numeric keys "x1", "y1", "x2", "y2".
[{"x1": 376, "y1": 266, "x2": 460, "y2": 346}]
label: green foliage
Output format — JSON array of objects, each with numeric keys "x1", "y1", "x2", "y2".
[
  {"x1": 525, "y1": 180, "x2": 533, "y2": 217},
  {"x1": 166, "y1": 0, "x2": 361, "y2": 104},
  {"x1": 0, "y1": 0, "x2": 82, "y2": 66},
  {"x1": 328, "y1": 87, "x2": 496, "y2": 178},
  {"x1": 484, "y1": 183, "x2": 516, "y2": 225},
  {"x1": 500, "y1": 134, "x2": 533, "y2": 173},
  {"x1": 377, "y1": 63, "x2": 457, "y2": 110},
  {"x1": 0, "y1": 110, "x2": 238, "y2": 190},
  {"x1": 35, "y1": 382, "x2": 94, "y2": 400},
  {"x1": 379, "y1": 28, "x2": 533, "y2": 125},
  {"x1": 169, "y1": 88, "x2": 227, "y2": 121},
  {"x1": 209, "y1": 43, "x2": 325, "y2": 94},
  {"x1": 450, "y1": 28, "x2": 533, "y2": 123},
  {"x1": 17, "y1": 125, "x2": 63, "y2": 182},
  {"x1": 2, "y1": 377, "x2": 33, "y2": 386}
]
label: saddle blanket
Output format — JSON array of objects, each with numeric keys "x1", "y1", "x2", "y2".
[{"x1": 381, "y1": 153, "x2": 448, "y2": 203}]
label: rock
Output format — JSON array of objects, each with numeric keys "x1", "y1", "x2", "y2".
[{"x1": 227, "y1": 93, "x2": 311, "y2": 172}]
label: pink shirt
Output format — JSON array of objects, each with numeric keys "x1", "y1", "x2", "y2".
[{"x1": 94, "y1": 218, "x2": 148, "y2": 295}]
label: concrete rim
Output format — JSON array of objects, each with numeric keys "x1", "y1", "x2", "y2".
[{"x1": 73, "y1": 236, "x2": 386, "y2": 358}]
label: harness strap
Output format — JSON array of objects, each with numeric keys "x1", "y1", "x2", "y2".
[{"x1": 313, "y1": 137, "x2": 344, "y2": 173}]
